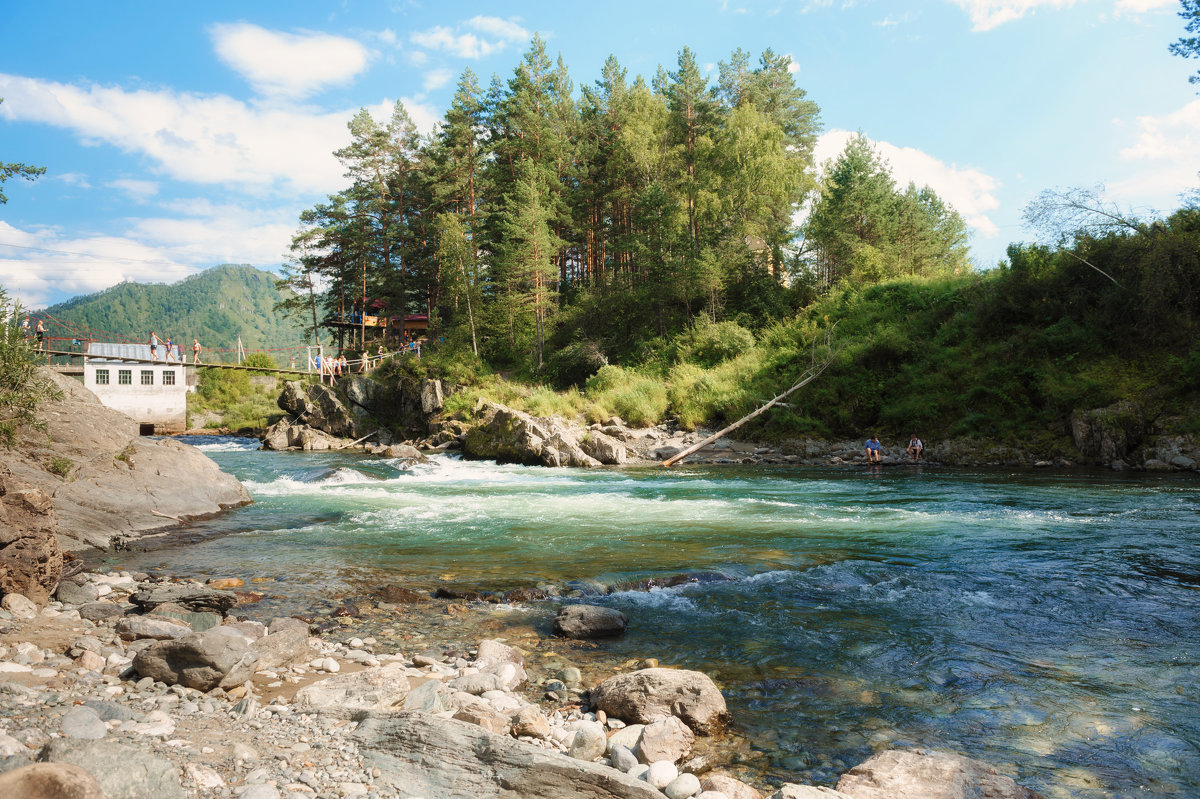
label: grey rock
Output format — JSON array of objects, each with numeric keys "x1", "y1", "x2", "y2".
[
  {"x1": 463, "y1": 402, "x2": 602, "y2": 469},
  {"x1": 665, "y1": 773, "x2": 703, "y2": 799},
  {"x1": 835, "y1": 749, "x2": 1041, "y2": 799},
  {"x1": 1, "y1": 592, "x2": 37, "y2": 619},
  {"x1": 647, "y1": 761, "x2": 679, "y2": 789},
  {"x1": 241, "y1": 784, "x2": 281, "y2": 799},
  {"x1": 249, "y1": 626, "x2": 312, "y2": 672},
  {"x1": 0, "y1": 762, "x2": 105, "y2": 799},
  {"x1": 149, "y1": 603, "x2": 222, "y2": 631},
  {"x1": 381, "y1": 443, "x2": 428, "y2": 462},
  {"x1": 39, "y1": 738, "x2": 184, "y2": 799},
  {"x1": 449, "y1": 672, "x2": 505, "y2": 695},
  {"x1": 606, "y1": 724, "x2": 646, "y2": 755},
  {"x1": 267, "y1": 616, "x2": 310, "y2": 635},
  {"x1": 82, "y1": 700, "x2": 135, "y2": 722},
  {"x1": 78, "y1": 602, "x2": 125, "y2": 623},
  {"x1": 292, "y1": 664, "x2": 411, "y2": 717},
  {"x1": 554, "y1": 604, "x2": 628, "y2": 639},
  {"x1": 610, "y1": 744, "x2": 639, "y2": 773},
  {"x1": 590, "y1": 668, "x2": 730, "y2": 735},
  {"x1": 579, "y1": 430, "x2": 628, "y2": 465},
  {"x1": 770, "y1": 786, "x2": 851, "y2": 799},
  {"x1": 567, "y1": 721, "x2": 607, "y2": 761},
  {"x1": 60, "y1": 707, "x2": 107, "y2": 740},
  {"x1": 354, "y1": 712, "x2": 664, "y2": 799},
  {"x1": 635, "y1": 716, "x2": 694, "y2": 764},
  {"x1": 402, "y1": 679, "x2": 449, "y2": 713},
  {"x1": 129, "y1": 584, "x2": 236, "y2": 613},
  {"x1": 55, "y1": 580, "x2": 98, "y2": 606},
  {"x1": 116, "y1": 616, "x2": 192, "y2": 641},
  {"x1": 277, "y1": 381, "x2": 315, "y2": 417},
  {"x1": 512, "y1": 705, "x2": 551, "y2": 740},
  {"x1": 132, "y1": 626, "x2": 259, "y2": 691}
]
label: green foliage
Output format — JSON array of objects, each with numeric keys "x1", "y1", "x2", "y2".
[
  {"x1": 0, "y1": 98, "x2": 46, "y2": 205},
  {"x1": 1169, "y1": 0, "x2": 1200, "y2": 86},
  {"x1": 48, "y1": 456, "x2": 72, "y2": 478},
  {"x1": 585, "y1": 366, "x2": 670, "y2": 427},
  {"x1": 241, "y1": 352, "x2": 276, "y2": 374},
  {"x1": 670, "y1": 319, "x2": 755, "y2": 367},
  {"x1": 43, "y1": 265, "x2": 308, "y2": 354},
  {"x1": 190, "y1": 366, "x2": 285, "y2": 432},
  {"x1": 0, "y1": 290, "x2": 62, "y2": 447},
  {"x1": 545, "y1": 340, "x2": 607, "y2": 389}
]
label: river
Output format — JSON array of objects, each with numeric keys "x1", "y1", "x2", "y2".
[{"x1": 105, "y1": 436, "x2": 1200, "y2": 798}]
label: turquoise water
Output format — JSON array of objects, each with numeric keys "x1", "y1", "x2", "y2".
[{"x1": 116, "y1": 437, "x2": 1200, "y2": 797}]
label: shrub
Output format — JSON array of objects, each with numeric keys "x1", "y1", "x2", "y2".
[
  {"x1": 545, "y1": 340, "x2": 607, "y2": 389},
  {"x1": 48, "y1": 456, "x2": 72, "y2": 478},
  {"x1": 671, "y1": 319, "x2": 756, "y2": 368},
  {"x1": 0, "y1": 292, "x2": 62, "y2": 447}
]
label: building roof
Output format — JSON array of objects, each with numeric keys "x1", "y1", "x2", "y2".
[{"x1": 86, "y1": 342, "x2": 182, "y2": 363}]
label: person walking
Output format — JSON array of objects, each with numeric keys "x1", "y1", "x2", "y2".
[
  {"x1": 192, "y1": 338, "x2": 202, "y2": 364},
  {"x1": 149, "y1": 331, "x2": 159, "y2": 361},
  {"x1": 164, "y1": 336, "x2": 175, "y2": 362}
]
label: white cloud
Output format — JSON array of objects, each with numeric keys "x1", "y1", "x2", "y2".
[
  {"x1": 949, "y1": 0, "x2": 1172, "y2": 29},
  {"x1": 0, "y1": 199, "x2": 297, "y2": 310},
  {"x1": 783, "y1": 54, "x2": 801, "y2": 74},
  {"x1": 814, "y1": 129, "x2": 1002, "y2": 237},
  {"x1": 55, "y1": 172, "x2": 91, "y2": 188},
  {"x1": 1114, "y1": 98, "x2": 1200, "y2": 198},
  {"x1": 410, "y1": 16, "x2": 530, "y2": 59},
  {"x1": 0, "y1": 73, "x2": 351, "y2": 194},
  {"x1": 423, "y1": 68, "x2": 453, "y2": 92},
  {"x1": 108, "y1": 179, "x2": 159, "y2": 200},
  {"x1": 210, "y1": 23, "x2": 369, "y2": 98}
]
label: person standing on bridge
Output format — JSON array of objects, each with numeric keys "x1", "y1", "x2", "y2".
[
  {"x1": 35, "y1": 319, "x2": 45, "y2": 349},
  {"x1": 164, "y1": 336, "x2": 175, "y2": 362},
  {"x1": 149, "y1": 331, "x2": 159, "y2": 361},
  {"x1": 192, "y1": 339, "x2": 202, "y2": 364},
  {"x1": 20, "y1": 316, "x2": 30, "y2": 337}
]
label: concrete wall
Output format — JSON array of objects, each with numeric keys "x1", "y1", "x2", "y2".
[{"x1": 85, "y1": 362, "x2": 188, "y2": 434}]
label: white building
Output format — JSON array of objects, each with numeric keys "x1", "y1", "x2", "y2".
[{"x1": 84, "y1": 342, "x2": 187, "y2": 434}]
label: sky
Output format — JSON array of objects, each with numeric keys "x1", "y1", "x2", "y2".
[{"x1": 1, "y1": 0, "x2": 1196, "y2": 311}]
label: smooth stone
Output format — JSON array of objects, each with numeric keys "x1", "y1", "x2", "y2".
[
  {"x1": 647, "y1": 760, "x2": 679, "y2": 790},
  {"x1": 568, "y1": 721, "x2": 607, "y2": 761},
  {"x1": 666, "y1": 773, "x2": 703, "y2": 799},
  {"x1": 610, "y1": 744, "x2": 639, "y2": 773},
  {"x1": 0, "y1": 762, "x2": 105, "y2": 799},
  {"x1": 1, "y1": 593, "x2": 38, "y2": 619},
  {"x1": 60, "y1": 707, "x2": 107, "y2": 740},
  {"x1": 39, "y1": 739, "x2": 184, "y2": 799}
]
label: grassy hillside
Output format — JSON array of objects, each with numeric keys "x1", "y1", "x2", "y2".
[
  {"x1": 414, "y1": 206, "x2": 1200, "y2": 447},
  {"x1": 41, "y1": 265, "x2": 308, "y2": 354}
]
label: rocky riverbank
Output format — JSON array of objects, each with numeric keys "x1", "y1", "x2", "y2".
[
  {"x1": 0, "y1": 570, "x2": 1042, "y2": 799},
  {"x1": 259, "y1": 377, "x2": 1200, "y2": 472}
]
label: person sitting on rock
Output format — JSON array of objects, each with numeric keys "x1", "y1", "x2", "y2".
[
  {"x1": 906, "y1": 434, "x2": 924, "y2": 462},
  {"x1": 864, "y1": 435, "x2": 883, "y2": 463}
]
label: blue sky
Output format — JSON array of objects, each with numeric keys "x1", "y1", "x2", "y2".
[{"x1": 1, "y1": 0, "x2": 1195, "y2": 310}]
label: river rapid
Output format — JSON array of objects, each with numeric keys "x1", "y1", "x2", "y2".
[{"x1": 107, "y1": 436, "x2": 1200, "y2": 798}]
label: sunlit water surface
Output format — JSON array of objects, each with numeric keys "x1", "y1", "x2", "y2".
[{"x1": 110, "y1": 437, "x2": 1199, "y2": 798}]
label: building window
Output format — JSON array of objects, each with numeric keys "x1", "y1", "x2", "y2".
[
  {"x1": 95, "y1": 369, "x2": 109, "y2": 385},
  {"x1": 163, "y1": 370, "x2": 176, "y2": 386},
  {"x1": 118, "y1": 370, "x2": 132, "y2": 385},
  {"x1": 141, "y1": 370, "x2": 154, "y2": 385}
]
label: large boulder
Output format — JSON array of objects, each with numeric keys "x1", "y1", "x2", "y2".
[
  {"x1": 38, "y1": 739, "x2": 183, "y2": 799},
  {"x1": 590, "y1": 668, "x2": 730, "y2": 735},
  {"x1": 554, "y1": 604, "x2": 628, "y2": 639},
  {"x1": 634, "y1": 716, "x2": 694, "y2": 763},
  {"x1": 277, "y1": 381, "x2": 315, "y2": 417},
  {"x1": 580, "y1": 430, "x2": 628, "y2": 465},
  {"x1": 5, "y1": 370, "x2": 251, "y2": 552},
  {"x1": 0, "y1": 468, "x2": 62, "y2": 607},
  {"x1": 354, "y1": 711, "x2": 664, "y2": 799},
  {"x1": 249, "y1": 626, "x2": 312, "y2": 671},
  {"x1": 292, "y1": 664, "x2": 411, "y2": 717},
  {"x1": 132, "y1": 627, "x2": 259, "y2": 691},
  {"x1": 835, "y1": 750, "x2": 1042, "y2": 799},
  {"x1": 703, "y1": 773, "x2": 765, "y2": 799},
  {"x1": 463, "y1": 402, "x2": 602, "y2": 468},
  {"x1": 1070, "y1": 400, "x2": 1146, "y2": 464},
  {"x1": 305, "y1": 384, "x2": 361, "y2": 438}
]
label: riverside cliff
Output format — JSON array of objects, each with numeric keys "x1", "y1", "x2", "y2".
[{"x1": 2, "y1": 370, "x2": 250, "y2": 552}]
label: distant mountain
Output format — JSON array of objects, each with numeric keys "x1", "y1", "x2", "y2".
[{"x1": 40, "y1": 265, "x2": 309, "y2": 355}]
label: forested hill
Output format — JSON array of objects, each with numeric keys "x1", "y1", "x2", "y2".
[{"x1": 40, "y1": 265, "x2": 308, "y2": 352}]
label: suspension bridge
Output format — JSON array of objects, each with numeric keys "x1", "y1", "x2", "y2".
[{"x1": 24, "y1": 311, "x2": 416, "y2": 378}]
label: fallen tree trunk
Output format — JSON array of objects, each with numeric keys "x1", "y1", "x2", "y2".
[{"x1": 662, "y1": 346, "x2": 840, "y2": 468}]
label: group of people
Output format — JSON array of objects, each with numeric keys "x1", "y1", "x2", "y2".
[
  {"x1": 20, "y1": 316, "x2": 46, "y2": 348},
  {"x1": 864, "y1": 434, "x2": 925, "y2": 463},
  {"x1": 148, "y1": 332, "x2": 202, "y2": 363}
]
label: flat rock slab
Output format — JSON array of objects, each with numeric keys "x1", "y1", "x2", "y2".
[
  {"x1": 130, "y1": 584, "x2": 237, "y2": 613},
  {"x1": 292, "y1": 664, "x2": 411, "y2": 717},
  {"x1": 354, "y1": 712, "x2": 664, "y2": 799}
]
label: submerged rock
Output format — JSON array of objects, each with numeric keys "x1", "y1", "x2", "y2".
[{"x1": 554, "y1": 604, "x2": 628, "y2": 639}]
